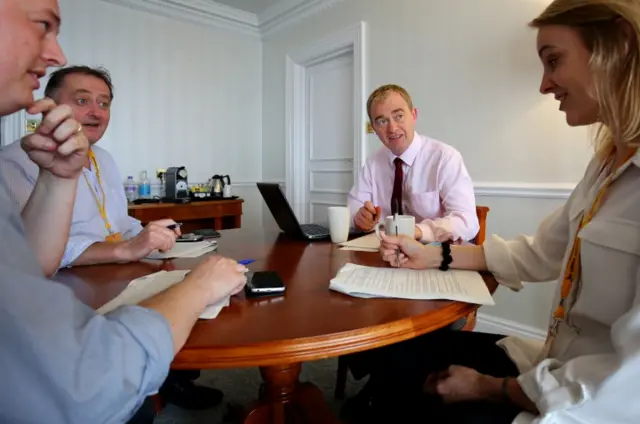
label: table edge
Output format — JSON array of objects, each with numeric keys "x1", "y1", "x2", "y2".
[{"x1": 171, "y1": 299, "x2": 479, "y2": 369}]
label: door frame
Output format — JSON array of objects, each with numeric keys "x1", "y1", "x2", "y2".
[{"x1": 285, "y1": 21, "x2": 367, "y2": 220}]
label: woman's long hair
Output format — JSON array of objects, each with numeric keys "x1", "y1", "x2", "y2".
[{"x1": 530, "y1": 0, "x2": 640, "y2": 158}]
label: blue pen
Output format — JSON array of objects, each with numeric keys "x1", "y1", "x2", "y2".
[{"x1": 238, "y1": 259, "x2": 255, "y2": 265}]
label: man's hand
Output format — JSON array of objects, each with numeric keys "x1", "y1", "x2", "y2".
[
  {"x1": 184, "y1": 255, "x2": 248, "y2": 305},
  {"x1": 115, "y1": 219, "x2": 181, "y2": 262},
  {"x1": 21, "y1": 98, "x2": 88, "y2": 179},
  {"x1": 354, "y1": 201, "x2": 382, "y2": 232},
  {"x1": 424, "y1": 365, "x2": 495, "y2": 404}
]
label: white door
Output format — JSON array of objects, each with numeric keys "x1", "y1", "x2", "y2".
[{"x1": 304, "y1": 52, "x2": 354, "y2": 224}]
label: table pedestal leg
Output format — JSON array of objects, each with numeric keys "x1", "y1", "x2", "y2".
[{"x1": 243, "y1": 363, "x2": 340, "y2": 424}]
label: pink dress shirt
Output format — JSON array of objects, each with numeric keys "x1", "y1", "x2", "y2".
[{"x1": 348, "y1": 132, "x2": 479, "y2": 242}]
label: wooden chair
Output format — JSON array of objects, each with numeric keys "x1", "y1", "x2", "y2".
[{"x1": 333, "y1": 205, "x2": 490, "y2": 399}]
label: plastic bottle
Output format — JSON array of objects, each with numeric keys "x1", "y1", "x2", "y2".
[
  {"x1": 124, "y1": 176, "x2": 137, "y2": 203},
  {"x1": 138, "y1": 170, "x2": 151, "y2": 199}
]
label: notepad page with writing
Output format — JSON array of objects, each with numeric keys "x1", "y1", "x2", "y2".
[
  {"x1": 96, "y1": 270, "x2": 230, "y2": 319},
  {"x1": 330, "y1": 263, "x2": 494, "y2": 305}
]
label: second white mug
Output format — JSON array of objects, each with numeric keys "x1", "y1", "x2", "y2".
[{"x1": 374, "y1": 215, "x2": 415, "y2": 239}]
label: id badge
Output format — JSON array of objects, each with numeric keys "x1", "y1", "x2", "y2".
[{"x1": 105, "y1": 232, "x2": 122, "y2": 243}]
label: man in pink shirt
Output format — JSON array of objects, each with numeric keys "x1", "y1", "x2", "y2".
[
  {"x1": 341, "y1": 84, "x2": 478, "y2": 422},
  {"x1": 348, "y1": 84, "x2": 479, "y2": 242}
]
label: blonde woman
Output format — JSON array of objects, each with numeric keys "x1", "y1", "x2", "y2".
[{"x1": 376, "y1": 0, "x2": 640, "y2": 423}]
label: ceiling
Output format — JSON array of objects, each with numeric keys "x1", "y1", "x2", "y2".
[{"x1": 212, "y1": 0, "x2": 283, "y2": 15}]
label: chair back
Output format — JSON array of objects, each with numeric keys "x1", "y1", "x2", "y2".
[{"x1": 471, "y1": 206, "x2": 490, "y2": 245}]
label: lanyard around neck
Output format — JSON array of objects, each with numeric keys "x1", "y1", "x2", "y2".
[
  {"x1": 553, "y1": 148, "x2": 637, "y2": 323},
  {"x1": 82, "y1": 150, "x2": 113, "y2": 235}
]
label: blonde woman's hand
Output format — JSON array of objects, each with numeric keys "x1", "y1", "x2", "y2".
[{"x1": 379, "y1": 231, "x2": 441, "y2": 269}]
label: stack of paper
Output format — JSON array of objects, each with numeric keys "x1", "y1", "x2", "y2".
[
  {"x1": 339, "y1": 233, "x2": 380, "y2": 252},
  {"x1": 145, "y1": 240, "x2": 218, "y2": 259},
  {"x1": 97, "y1": 270, "x2": 230, "y2": 319},
  {"x1": 329, "y1": 263, "x2": 495, "y2": 305}
]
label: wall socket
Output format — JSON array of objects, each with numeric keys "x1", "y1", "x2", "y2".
[{"x1": 25, "y1": 119, "x2": 40, "y2": 133}]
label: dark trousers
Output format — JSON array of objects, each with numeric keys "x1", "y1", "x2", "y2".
[
  {"x1": 126, "y1": 397, "x2": 156, "y2": 424},
  {"x1": 346, "y1": 318, "x2": 469, "y2": 380},
  {"x1": 125, "y1": 370, "x2": 201, "y2": 424},
  {"x1": 369, "y1": 331, "x2": 522, "y2": 423}
]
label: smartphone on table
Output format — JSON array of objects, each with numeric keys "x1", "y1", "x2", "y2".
[{"x1": 245, "y1": 271, "x2": 286, "y2": 298}]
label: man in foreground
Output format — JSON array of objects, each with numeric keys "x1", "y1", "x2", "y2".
[
  {"x1": 0, "y1": 65, "x2": 225, "y2": 411},
  {"x1": 0, "y1": 1, "x2": 247, "y2": 423}
]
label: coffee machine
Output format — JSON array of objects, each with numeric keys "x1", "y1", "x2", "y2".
[{"x1": 165, "y1": 166, "x2": 189, "y2": 199}]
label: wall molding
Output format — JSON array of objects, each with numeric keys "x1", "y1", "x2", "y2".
[
  {"x1": 474, "y1": 182, "x2": 574, "y2": 199},
  {"x1": 255, "y1": 180, "x2": 574, "y2": 200},
  {"x1": 475, "y1": 313, "x2": 547, "y2": 341},
  {"x1": 0, "y1": 110, "x2": 26, "y2": 147},
  {"x1": 97, "y1": 0, "x2": 343, "y2": 38},
  {"x1": 99, "y1": 0, "x2": 260, "y2": 37},
  {"x1": 260, "y1": 0, "x2": 345, "y2": 37}
]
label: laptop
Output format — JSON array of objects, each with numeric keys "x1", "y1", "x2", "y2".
[{"x1": 256, "y1": 182, "x2": 333, "y2": 240}]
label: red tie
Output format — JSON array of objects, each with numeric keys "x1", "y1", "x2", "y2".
[{"x1": 392, "y1": 157, "x2": 404, "y2": 215}]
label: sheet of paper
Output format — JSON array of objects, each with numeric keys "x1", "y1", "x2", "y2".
[
  {"x1": 145, "y1": 240, "x2": 218, "y2": 259},
  {"x1": 330, "y1": 263, "x2": 494, "y2": 305},
  {"x1": 339, "y1": 233, "x2": 380, "y2": 252},
  {"x1": 96, "y1": 270, "x2": 229, "y2": 319}
]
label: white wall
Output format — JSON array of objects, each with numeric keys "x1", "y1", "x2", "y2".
[
  {"x1": 261, "y1": 0, "x2": 593, "y2": 332},
  {"x1": 29, "y1": 0, "x2": 265, "y2": 232}
]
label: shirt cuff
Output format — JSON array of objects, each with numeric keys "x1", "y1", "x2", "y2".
[
  {"x1": 106, "y1": 305, "x2": 174, "y2": 396},
  {"x1": 416, "y1": 223, "x2": 436, "y2": 243},
  {"x1": 61, "y1": 237, "x2": 103, "y2": 268},
  {"x1": 517, "y1": 358, "x2": 587, "y2": 415},
  {"x1": 482, "y1": 234, "x2": 524, "y2": 291}
]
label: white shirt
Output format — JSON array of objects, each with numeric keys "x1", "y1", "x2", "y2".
[
  {"x1": 0, "y1": 141, "x2": 142, "y2": 268},
  {"x1": 484, "y1": 150, "x2": 640, "y2": 423},
  {"x1": 348, "y1": 132, "x2": 479, "y2": 242}
]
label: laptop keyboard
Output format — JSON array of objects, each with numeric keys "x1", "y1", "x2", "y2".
[{"x1": 300, "y1": 224, "x2": 330, "y2": 237}]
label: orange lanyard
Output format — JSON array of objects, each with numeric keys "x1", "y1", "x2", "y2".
[
  {"x1": 82, "y1": 150, "x2": 114, "y2": 235},
  {"x1": 553, "y1": 148, "x2": 637, "y2": 325}
]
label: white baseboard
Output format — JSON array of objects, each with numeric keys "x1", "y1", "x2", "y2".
[{"x1": 475, "y1": 313, "x2": 547, "y2": 341}]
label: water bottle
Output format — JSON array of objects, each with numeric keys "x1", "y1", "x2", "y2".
[
  {"x1": 138, "y1": 170, "x2": 151, "y2": 199},
  {"x1": 124, "y1": 176, "x2": 137, "y2": 203}
]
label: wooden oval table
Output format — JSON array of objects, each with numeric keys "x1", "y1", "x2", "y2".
[{"x1": 54, "y1": 229, "x2": 497, "y2": 424}]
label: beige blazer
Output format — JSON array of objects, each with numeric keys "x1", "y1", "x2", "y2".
[{"x1": 484, "y1": 150, "x2": 640, "y2": 424}]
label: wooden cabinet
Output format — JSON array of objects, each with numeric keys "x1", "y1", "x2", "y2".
[{"x1": 128, "y1": 199, "x2": 243, "y2": 233}]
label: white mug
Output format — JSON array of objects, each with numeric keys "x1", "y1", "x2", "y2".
[
  {"x1": 328, "y1": 206, "x2": 350, "y2": 243},
  {"x1": 223, "y1": 185, "x2": 232, "y2": 198},
  {"x1": 375, "y1": 215, "x2": 415, "y2": 240}
]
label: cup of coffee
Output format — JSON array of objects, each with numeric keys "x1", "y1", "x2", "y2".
[
  {"x1": 375, "y1": 215, "x2": 415, "y2": 240},
  {"x1": 328, "y1": 206, "x2": 350, "y2": 243}
]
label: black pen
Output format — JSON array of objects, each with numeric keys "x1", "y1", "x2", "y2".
[{"x1": 167, "y1": 222, "x2": 183, "y2": 230}]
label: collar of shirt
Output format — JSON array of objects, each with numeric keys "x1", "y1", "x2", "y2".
[{"x1": 387, "y1": 131, "x2": 424, "y2": 168}]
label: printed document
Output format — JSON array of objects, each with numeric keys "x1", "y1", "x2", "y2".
[
  {"x1": 330, "y1": 263, "x2": 494, "y2": 305},
  {"x1": 97, "y1": 270, "x2": 229, "y2": 319}
]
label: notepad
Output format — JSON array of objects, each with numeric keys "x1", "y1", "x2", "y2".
[
  {"x1": 145, "y1": 240, "x2": 218, "y2": 259},
  {"x1": 96, "y1": 270, "x2": 230, "y2": 319},
  {"x1": 339, "y1": 233, "x2": 380, "y2": 252},
  {"x1": 329, "y1": 263, "x2": 495, "y2": 305}
]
